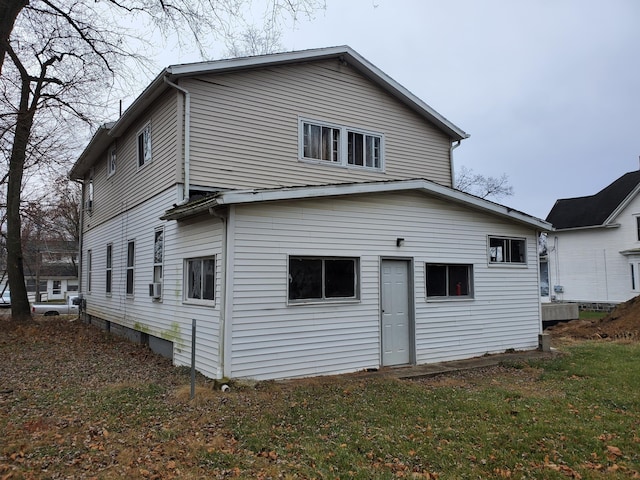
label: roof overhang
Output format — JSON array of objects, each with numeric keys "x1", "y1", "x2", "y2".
[
  {"x1": 69, "y1": 46, "x2": 468, "y2": 180},
  {"x1": 161, "y1": 178, "x2": 552, "y2": 231}
]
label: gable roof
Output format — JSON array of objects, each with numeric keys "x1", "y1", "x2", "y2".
[
  {"x1": 546, "y1": 170, "x2": 640, "y2": 229},
  {"x1": 161, "y1": 178, "x2": 552, "y2": 231},
  {"x1": 69, "y1": 46, "x2": 468, "y2": 180}
]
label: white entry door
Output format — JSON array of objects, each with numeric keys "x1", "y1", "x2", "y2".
[{"x1": 381, "y1": 259, "x2": 411, "y2": 366}]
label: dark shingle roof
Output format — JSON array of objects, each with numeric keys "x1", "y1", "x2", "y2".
[{"x1": 546, "y1": 171, "x2": 640, "y2": 229}]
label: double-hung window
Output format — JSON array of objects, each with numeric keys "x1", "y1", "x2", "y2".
[
  {"x1": 87, "y1": 250, "x2": 92, "y2": 293},
  {"x1": 106, "y1": 243, "x2": 112, "y2": 295},
  {"x1": 137, "y1": 123, "x2": 152, "y2": 168},
  {"x1": 300, "y1": 119, "x2": 383, "y2": 170},
  {"x1": 153, "y1": 229, "x2": 163, "y2": 284},
  {"x1": 288, "y1": 256, "x2": 359, "y2": 302},
  {"x1": 488, "y1": 236, "x2": 526, "y2": 264},
  {"x1": 107, "y1": 145, "x2": 116, "y2": 177},
  {"x1": 426, "y1": 264, "x2": 473, "y2": 298},
  {"x1": 185, "y1": 257, "x2": 215, "y2": 303},
  {"x1": 126, "y1": 240, "x2": 135, "y2": 296}
]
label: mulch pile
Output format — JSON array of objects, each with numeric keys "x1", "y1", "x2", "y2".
[{"x1": 548, "y1": 295, "x2": 640, "y2": 341}]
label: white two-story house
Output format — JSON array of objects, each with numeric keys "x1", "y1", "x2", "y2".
[
  {"x1": 69, "y1": 46, "x2": 550, "y2": 381},
  {"x1": 546, "y1": 170, "x2": 640, "y2": 306}
]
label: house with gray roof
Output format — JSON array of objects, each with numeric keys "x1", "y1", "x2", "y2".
[{"x1": 545, "y1": 170, "x2": 640, "y2": 305}]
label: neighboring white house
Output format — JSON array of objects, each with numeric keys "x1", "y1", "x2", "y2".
[
  {"x1": 69, "y1": 46, "x2": 551, "y2": 381},
  {"x1": 545, "y1": 170, "x2": 640, "y2": 306}
]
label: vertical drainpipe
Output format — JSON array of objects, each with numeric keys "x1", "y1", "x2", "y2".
[
  {"x1": 210, "y1": 206, "x2": 228, "y2": 380},
  {"x1": 163, "y1": 77, "x2": 191, "y2": 203},
  {"x1": 449, "y1": 140, "x2": 462, "y2": 187}
]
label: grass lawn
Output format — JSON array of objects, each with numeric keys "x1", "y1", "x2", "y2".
[{"x1": 1, "y1": 319, "x2": 639, "y2": 479}]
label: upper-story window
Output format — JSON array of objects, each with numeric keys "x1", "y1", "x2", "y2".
[
  {"x1": 137, "y1": 123, "x2": 152, "y2": 168},
  {"x1": 300, "y1": 118, "x2": 383, "y2": 170},
  {"x1": 107, "y1": 145, "x2": 116, "y2": 177},
  {"x1": 636, "y1": 216, "x2": 640, "y2": 241}
]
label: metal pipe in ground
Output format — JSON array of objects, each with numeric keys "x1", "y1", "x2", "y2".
[{"x1": 191, "y1": 319, "x2": 196, "y2": 400}]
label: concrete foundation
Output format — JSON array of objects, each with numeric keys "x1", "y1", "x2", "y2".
[{"x1": 542, "y1": 303, "x2": 579, "y2": 322}]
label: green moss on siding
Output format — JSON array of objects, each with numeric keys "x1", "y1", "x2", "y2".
[
  {"x1": 161, "y1": 322, "x2": 182, "y2": 349},
  {"x1": 134, "y1": 322, "x2": 151, "y2": 334}
]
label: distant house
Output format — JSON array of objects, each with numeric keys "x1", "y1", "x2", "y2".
[
  {"x1": 546, "y1": 170, "x2": 640, "y2": 306},
  {"x1": 69, "y1": 46, "x2": 550, "y2": 381},
  {"x1": 0, "y1": 239, "x2": 78, "y2": 301}
]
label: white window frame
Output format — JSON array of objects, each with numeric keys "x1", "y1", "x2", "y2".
[
  {"x1": 184, "y1": 257, "x2": 216, "y2": 305},
  {"x1": 299, "y1": 118, "x2": 384, "y2": 171},
  {"x1": 126, "y1": 240, "x2": 135, "y2": 297},
  {"x1": 287, "y1": 256, "x2": 360, "y2": 304},
  {"x1": 425, "y1": 263, "x2": 474, "y2": 300},
  {"x1": 107, "y1": 145, "x2": 116, "y2": 177},
  {"x1": 105, "y1": 243, "x2": 112, "y2": 296},
  {"x1": 153, "y1": 228, "x2": 164, "y2": 293},
  {"x1": 87, "y1": 249, "x2": 92, "y2": 293},
  {"x1": 137, "y1": 122, "x2": 152, "y2": 169},
  {"x1": 488, "y1": 236, "x2": 527, "y2": 266}
]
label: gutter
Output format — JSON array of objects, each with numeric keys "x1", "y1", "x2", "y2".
[{"x1": 163, "y1": 77, "x2": 191, "y2": 203}]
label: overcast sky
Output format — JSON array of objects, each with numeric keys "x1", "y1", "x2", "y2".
[{"x1": 152, "y1": 0, "x2": 640, "y2": 219}]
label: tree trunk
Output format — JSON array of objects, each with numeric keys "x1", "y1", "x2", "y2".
[
  {"x1": 0, "y1": 0, "x2": 27, "y2": 74},
  {"x1": 7, "y1": 78, "x2": 36, "y2": 322}
]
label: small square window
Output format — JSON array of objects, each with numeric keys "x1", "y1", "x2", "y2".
[
  {"x1": 185, "y1": 257, "x2": 215, "y2": 303},
  {"x1": 489, "y1": 236, "x2": 526, "y2": 264}
]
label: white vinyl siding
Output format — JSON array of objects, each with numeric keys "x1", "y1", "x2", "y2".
[
  {"x1": 228, "y1": 191, "x2": 541, "y2": 380},
  {"x1": 82, "y1": 90, "x2": 178, "y2": 232},
  {"x1": 81, "y1": 187, "x2": 224, "y2": 379},
  {"x1": 184, "y1": 60, "x2": 452, "y2": 191}
]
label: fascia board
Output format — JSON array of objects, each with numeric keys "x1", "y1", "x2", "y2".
[
  {"x1": 68, "y1": 123, "x2": 114, "y2": 179},
  {"x1": 603, "y1": 183, "x2": 640, "y2": 225}
]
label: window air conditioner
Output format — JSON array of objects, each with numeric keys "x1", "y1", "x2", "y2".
[{"x1": 149, "y1": 282, "x2": 162, "y2": 299}]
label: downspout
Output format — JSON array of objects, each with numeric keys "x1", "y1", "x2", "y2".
[
  {"x1": 210, "y1": 206, "x2": 229, "y2": 380},
  {"x1": 449, "y1": 140, "x2": 462, "y2": 188},
  {"x1": 163, "y1": 77, "x2": 191, "y2": 203}
]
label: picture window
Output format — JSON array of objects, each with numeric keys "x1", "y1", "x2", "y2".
[
  {"x1": 288, "y1": 256, "x2": 359, "y2": 302},
  {"x1": 426, "y1": 264, "x2": 473, "y2": 298}
]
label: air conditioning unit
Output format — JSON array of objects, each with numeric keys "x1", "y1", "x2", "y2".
[
  {"x1": 84, "y1": 200, "x2": 93, "y2": 212},
  {"x1": 149, "y1": 282, "x2": 162, "y2": 299}
]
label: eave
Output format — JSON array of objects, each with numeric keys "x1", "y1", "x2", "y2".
[{"x1": 161, "y1": 178, "x2": 552, "y2": 231}]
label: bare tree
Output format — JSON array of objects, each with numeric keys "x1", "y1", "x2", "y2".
[
  {"x1": 455, "y1": 165, "x2": 514, "y2": 201},
  {"x1": 1, "y1": 0, "x2": 325, "y2": 321}
]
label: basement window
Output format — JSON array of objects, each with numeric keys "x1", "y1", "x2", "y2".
[{"x1": 288, "y1": 256, "x2": 359, "y2": 302}]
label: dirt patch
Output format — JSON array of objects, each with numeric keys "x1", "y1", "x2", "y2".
[{"x1": 548, "y1": 295, "x2": 640, "y2": 341}]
